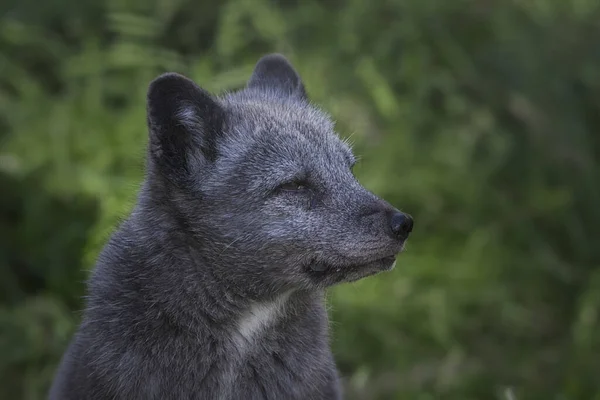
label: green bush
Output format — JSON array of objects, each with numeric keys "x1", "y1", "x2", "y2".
[{"x1": 1, "y1": 1, "x2": 599, "y2": 399}]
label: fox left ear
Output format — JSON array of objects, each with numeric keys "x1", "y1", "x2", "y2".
[
  {"x1": 146, "y1": 72, "x2": 225, "y2": 186},
  {"x1": 247, "y1": 53, "x2": 307, "y2": 100}
]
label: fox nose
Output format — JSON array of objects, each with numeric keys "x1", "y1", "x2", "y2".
[{"x1": 390, "y1": 212, "x2": 413, "y2": 240}]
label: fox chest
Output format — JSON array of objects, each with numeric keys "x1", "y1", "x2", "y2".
[{"x1": 205, "y1": 296, "x2": 338, "y2": 399}]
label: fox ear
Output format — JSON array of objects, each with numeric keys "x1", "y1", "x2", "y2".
[
  {"x1": 146, "y1": 72, "x2": 225, "y2": 185},
  {"x1": 247, "y1": 53, "x2": 307, "y2": 100}
]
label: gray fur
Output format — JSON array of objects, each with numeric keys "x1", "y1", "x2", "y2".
[{"x1": 48, "y1": 53, "x2": 413, "y2": 400}]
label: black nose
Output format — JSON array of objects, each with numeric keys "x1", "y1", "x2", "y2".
[{"x1": 390, "y1": 212, "x2": 413, "y2": 239}]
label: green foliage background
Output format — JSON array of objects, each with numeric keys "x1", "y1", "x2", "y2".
[{"x1": 1, "y1": 0, "x2": 600, "y2": 399}]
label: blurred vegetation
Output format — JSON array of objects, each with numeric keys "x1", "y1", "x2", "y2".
[{"x1": 1, "y1": 0, "x2": 600, "y2": 399}]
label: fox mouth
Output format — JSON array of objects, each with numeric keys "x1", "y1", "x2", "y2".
[{"x1": 308, "y1": 254, "x2": 398, "y2": 275}]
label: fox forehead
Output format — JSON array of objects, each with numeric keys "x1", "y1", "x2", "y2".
[{"x1": 220, "y1": 94, "x2": 356, "y2": 166}]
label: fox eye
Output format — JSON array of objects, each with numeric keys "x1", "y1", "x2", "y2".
[{"x1": 279, "y1": 180, "x2": 309, "y2": 193}]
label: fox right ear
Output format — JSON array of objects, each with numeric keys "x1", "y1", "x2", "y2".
[
  {"x1": 146, "y1": 72, "x2": 225, "y2": 185},
  {"x1": 247, "y1": 53, "x2": 307, "y2": 100}
]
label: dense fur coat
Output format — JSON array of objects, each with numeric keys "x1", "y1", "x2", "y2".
[{"x1": 48, "y1": 54, "x2": 413, "y2": 400}]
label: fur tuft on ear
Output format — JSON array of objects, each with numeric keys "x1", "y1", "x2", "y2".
[
  {"x1": 247, "y1": 54, "x2": 307, "y2": 100},
  {"x1": 146, "y1": 72, "x2": 225, "y2": 185}
]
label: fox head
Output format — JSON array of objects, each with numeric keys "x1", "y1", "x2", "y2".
[{"x1": 144, "y1": 54, "x2": 413, "y2": 298}]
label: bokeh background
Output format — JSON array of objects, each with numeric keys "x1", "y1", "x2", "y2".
[{"x1": 1, "y1": 0, "x2": 600, "y2": 399}]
